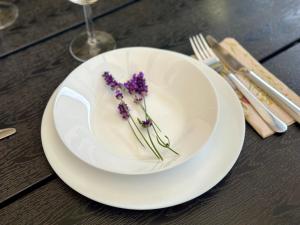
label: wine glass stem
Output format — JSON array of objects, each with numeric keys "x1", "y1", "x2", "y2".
[{"x1": 83, "y1": 5, "x2": 96, "y2": 45}]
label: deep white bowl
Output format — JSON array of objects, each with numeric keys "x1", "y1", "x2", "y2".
[{"x1": 53, "y1": 47, "x2": 219, "y2": 175}]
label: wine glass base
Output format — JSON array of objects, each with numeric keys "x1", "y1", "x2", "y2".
[
  {"x1": 0, "y1": 1, "x2": 18, "y2": 29},
  {"x1": 69, "y1": 30, "x2": 116, "y2": 62}
]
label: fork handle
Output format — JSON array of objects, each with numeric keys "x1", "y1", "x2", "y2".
[
  {"x1": 243, "y1": 70, "x2": 300, "y2": 124},
  {"x1": 228, "y1": 73, "x2": 287, "y2": 133}
]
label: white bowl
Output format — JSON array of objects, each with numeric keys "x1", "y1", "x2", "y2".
[{"x1": 53, "y1": 47, "x2": 219, "y2": 175}]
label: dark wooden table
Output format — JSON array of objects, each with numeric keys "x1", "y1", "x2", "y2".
[{"x1": 1, "y1": 0, "x2": 300, "y2": 224}]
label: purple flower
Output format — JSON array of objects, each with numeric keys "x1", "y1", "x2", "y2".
[
  {"x1": 124, "y1": 72, "x2": 148, "y2": 101},
  {"x1": 124, "y1": 78, "x2": 137, "y2": 94},
  {"x1": 115, "y1": 90, "x2": 123, "y2": 100},
  {"x1": 134, "y1": 72, "x2": 148, "y2": 96},
  {"x1": 141, "y1": 119, "x2": 152, "y2": 128},
  {"x1": 103, "y1": 72, "x2": 121, "y2": 90},
  {"x1": 118, "y1": 102, "x2": 130, "y2": 119}
]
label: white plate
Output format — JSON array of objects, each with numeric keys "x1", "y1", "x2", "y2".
[
  {"x1": 41, "y1": 57, "x2": 245, "y2": 210},
  {"x1": 53, "y1": 48, "x2": 219, "y2": 175}
]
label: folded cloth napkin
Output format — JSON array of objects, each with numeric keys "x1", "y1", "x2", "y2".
[{"x1": 218, "y1": 38, "x2": 300, "y2": 138}]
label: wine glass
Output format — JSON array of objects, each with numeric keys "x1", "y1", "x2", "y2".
[
  {"x1": 69, "y1": 0, "x2": 116, "y2": 62},
  {"x1": 0, "y1": 1, "x2": 18, "y2": 30}
]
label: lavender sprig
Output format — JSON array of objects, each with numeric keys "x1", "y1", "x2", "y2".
[
  {"x1": 102, "y1": 71, "x2": 179, "y2": 160},
  {"x1": 123, "y1": 71, "x2": 178, "y2": 156}
]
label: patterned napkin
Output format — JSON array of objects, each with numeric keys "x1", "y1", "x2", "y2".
[{"x1": 216, "y1": 38, "x2": 300, "y2": 138}]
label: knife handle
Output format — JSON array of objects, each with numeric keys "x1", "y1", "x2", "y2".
[
  {"x1": 0, "y1": 128, "x2": 16, "y2": 140},
  {"x1": 244, "y1": 70, "x2": 300, "y2": 124},
  {"x1": 228, "y1": 73, "x2": 287, "y2": 133}
]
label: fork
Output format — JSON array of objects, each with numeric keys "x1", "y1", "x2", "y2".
[{"x1": 189, "y1": 34, "x2": 287, "y2": 133}]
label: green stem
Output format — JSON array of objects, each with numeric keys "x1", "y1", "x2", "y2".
[
  {"x1": 141, "y1": 100, "x2": 161, "y2": 132},
  {"x1": 166, "y1": 146, "x2": 179, "y2": 155},
  {"x1": 129, "y1": 115, "x2": 161, "y2": 159},
  {"x1": 141, "y1": 106, "x2": 161, "y2": 132},
  {"x1": 153, "y1": 126, "x2": 179, "y2": 155},
  {"x1": 164, "y1": 135, "x2": 171, "y2": 146},
  {"x1": 142, "y1": 99, "x2": 164, "y2": 159},
  {"x1": 142, "y1": 99, "x2": 177, "y2": 156},
  {"x1": 146, "y1": 127, "x2": 163, "y2": 160},
  {"x1": 156, "y1": 135, "x2": 167, "y2": 147},
  {"x1": 153, "y1": 125, "x2": 169, "y2": 146},
  {"x1": 143, "y1": 98, "x2": 148, "y2": 120},
  {"x1": 128, "y1": 120, "x2": 145, "y2": 148}
]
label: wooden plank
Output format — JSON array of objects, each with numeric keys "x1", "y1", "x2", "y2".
[
  {"x1": 1, "y1": 0, "x2": 300, "y2": 205},
  {"x1": 0, "y1": 0, "x2": 137, "y2": 56},
  {"x1": 102, "y1": 0, "x2": 300, "y2": 60}
]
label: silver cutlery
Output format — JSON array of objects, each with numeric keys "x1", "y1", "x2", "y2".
[
  {"x1": 0, "y1": 128, "x2": 16, "y2": 140},
  {"x1": 206, "y1": 35, "x2": 300, "y2": 124},
  {"x1": 189, "y1": 34, "x2": 287, "y2": 133}
]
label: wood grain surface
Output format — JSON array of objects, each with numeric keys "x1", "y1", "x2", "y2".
[
  {"x1": 0, "y1": 0, "x2": 300, "y2": 224},
  {"x1": 1, "y1": 0, "x2": 300, "y2": 205},
  {"x1": 102, "y1": 0, "x2": 300, "y2": 60},
  {"x1": 0, "y1": 0, "x2": 138, "y2": 56}
]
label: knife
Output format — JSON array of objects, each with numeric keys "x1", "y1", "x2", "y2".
[
  {"x1": 0, "y1": 128, "x2": 16, "y2": 140},
  {"x1": 206, "y1": 35, "x2": 300, "y2": 124},
  {"x1": 221, "y1": 72, "x2": 287, "y2": 133}
]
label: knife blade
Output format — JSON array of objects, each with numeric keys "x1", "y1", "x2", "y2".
[
  {"x1": 0, "y1": 128, "x2": 16, "y2": 140},
  {"x1": 206, "y1": 35, "x2": 300, "y2": 124}
]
